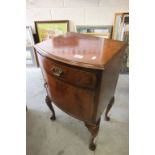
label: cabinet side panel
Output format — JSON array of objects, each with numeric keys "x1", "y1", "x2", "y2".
[{"x1": 96, "y1": 52, "x2": 123, "y2": 121}]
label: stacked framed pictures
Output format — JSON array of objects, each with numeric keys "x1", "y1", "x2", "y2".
[
  {"x1": 112, "y1": 12, "x2": 129, "y2": 40},
  {"x1": 112, "y1": 12, "x2": 129, "y2": 73},
  {"x1": 35, "y1": 20, "x2": 70, "y2": 42},
  {"x1": 26, "y1": 26, "x2": 38, "y2": 67},
  {"x1": 76, "y1": 25, "x2": 113, "y2": 39},
  {"x1": 26, "y1": 26, "x2": 35, "y2": 47}
]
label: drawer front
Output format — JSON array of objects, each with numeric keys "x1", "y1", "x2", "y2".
[
  {"x1": 39, "y1": 54, "x2": 97, "y2": 89},
  {"x1": 46, "y1": 70, "x2": 94, "y2": 121}
]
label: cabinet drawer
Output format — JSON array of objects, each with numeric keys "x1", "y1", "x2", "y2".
[{"x1": 40, "y1": 55, "x2": 97, "y2": 89}]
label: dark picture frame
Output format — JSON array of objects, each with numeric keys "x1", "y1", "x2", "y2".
[{"x1": 35, "y1": 20, "x2": 70, "y2": 42}]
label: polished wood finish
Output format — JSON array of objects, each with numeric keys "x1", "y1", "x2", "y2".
[
  {"x1": 34, "y1": 32, "x2": 127, "y2": 151},
  {"x1": 35, "y1": 32, "x2": 126, "y2": 69}
]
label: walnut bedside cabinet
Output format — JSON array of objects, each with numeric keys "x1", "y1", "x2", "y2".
[{"x1": 34, "y1": 32, "x2": 127, "y2": 151}]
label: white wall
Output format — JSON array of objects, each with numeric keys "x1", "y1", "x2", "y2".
[{"x1": 26, "y1": 0, "x2": 129, "y2": 33}]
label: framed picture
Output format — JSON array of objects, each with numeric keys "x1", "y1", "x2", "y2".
[
  {"x1": 76, "y1": 25, "x2": 113, "y2": 39},
  {"x1": 35, "y1": 20, "x2": 69, "y2": 42}
]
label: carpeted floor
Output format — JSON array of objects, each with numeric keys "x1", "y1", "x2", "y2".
[{"x1": 26, "y1": 67, "x2": 129, "y2": 155}]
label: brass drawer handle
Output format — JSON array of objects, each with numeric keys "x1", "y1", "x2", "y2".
[{"x1": 51, "y1": 67, "x2": 63, "y2": 77}]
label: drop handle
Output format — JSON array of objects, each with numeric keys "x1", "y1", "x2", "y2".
[{"x1": 51, "y1": 67, "x2": 63, "y2": 77}]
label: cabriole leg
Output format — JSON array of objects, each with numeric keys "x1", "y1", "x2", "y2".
[
  {"x1": 105, "y1": 96, "x2": 115, "y2": 121},
  {"x1": 45, "y1": 95, "x2": 56, "y2": 121},
  {"x1": 85, "y1": 118, "x2": 101, "y2": 151}
]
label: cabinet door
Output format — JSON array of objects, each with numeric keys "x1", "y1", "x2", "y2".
[{"x1": 46, "y1": 73, "x2": 94, "y2": 122}]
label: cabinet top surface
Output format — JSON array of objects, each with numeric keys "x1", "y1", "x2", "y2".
[{"x1": 35, "y1": 32, "x2": 127, "y2": 69}]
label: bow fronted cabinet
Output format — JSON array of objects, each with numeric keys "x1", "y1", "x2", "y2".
[{"x1": 34, "y1": 32, "x2": 127, "y2": 151}]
